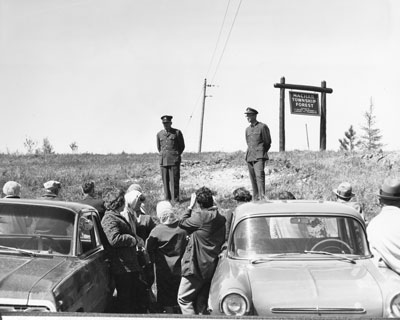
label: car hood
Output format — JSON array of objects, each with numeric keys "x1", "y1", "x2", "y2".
[
  {"x1": 0, "y1": 254, "x2": 67, "y2": 302},
  {"x1": 249, "y1": 260, "x2": 383, "y2": 317}
]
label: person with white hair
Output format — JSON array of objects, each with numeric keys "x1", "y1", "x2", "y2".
[
  {"x1": 146, "y1": 200, "x2": 188, "y2": 313},
  {"x1": 0, "y1": 181, "x2": 31, "y2": 234},
  {"x1": 2, "y1": 181, "x2": 21, "y2": 198}
]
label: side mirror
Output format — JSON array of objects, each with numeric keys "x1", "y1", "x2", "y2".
[{"x1": 79, "y1": 217, "x2": 93, "y2": 231}]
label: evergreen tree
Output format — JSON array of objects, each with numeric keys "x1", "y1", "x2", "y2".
[
  {"x1": 339, "y1": 125, "x2": 360, "y2": 151},
  {"x1": 360, "y1": 98, "x2": 383, "y2": 151}
]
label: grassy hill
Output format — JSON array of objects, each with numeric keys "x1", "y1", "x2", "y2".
[{"x1": 1, "y1": 150, "x2": 399, "y2": 222}]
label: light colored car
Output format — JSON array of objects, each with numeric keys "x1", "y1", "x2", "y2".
[
  {"x1": 209, "y1": 200, "x2": 400, "y2": 317},
  {"x1": 0, "y1": 198, "x2": 113, "y2": 312}
]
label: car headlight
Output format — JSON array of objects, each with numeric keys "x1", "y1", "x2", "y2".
[
  {"x1": 390, "y1": 294, "x2": 400, "y2": 317},
  {"x1": 221, "y1": 293, "x2": 248, "y2": 316}
]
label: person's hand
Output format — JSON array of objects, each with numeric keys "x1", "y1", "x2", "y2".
[
  {"x1": 136, "y1": 236, "x2": 145, "y2": 249},
  {"x1": 188, "y1": 193, "x2": 196, "y2": 210}
]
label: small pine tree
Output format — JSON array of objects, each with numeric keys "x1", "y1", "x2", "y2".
[
  {"x1": 42, "y1": 137, "x2": 55, "y2": 154},
  {"x1": 23, "y1": 137, "x2": 38, "y2": 154},
  {"x1": 69, "y1": 141, "x2": 78, "y2": 152},
  {"x1": 339, "y1": 125, "x2": 361, "y2": 151},
  {"x1": 360, "y1": 98, "x2": 383, "y2": 151}
]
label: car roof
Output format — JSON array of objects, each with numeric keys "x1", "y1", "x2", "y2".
[
  {"x1": 0, "y1": 198, "x2": 97, "y2": 215},
  {"x1": 234, "y1": 200, "x2": 364, "y2": 224}
]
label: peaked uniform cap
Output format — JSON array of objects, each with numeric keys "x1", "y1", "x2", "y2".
[
  {"x1": 161, "y1": 115, "x2": 173, "y2": 123},
  {"x1": 333, "y1": 182, "x2": 354, "y2": 199},
  {"x1": 244, "y1": 107, "x2": 258, "y2": 114},
  {"x1": 378, "y1": 178, "x2": 400, "y2": 200}
]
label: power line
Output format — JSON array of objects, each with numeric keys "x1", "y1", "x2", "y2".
[
  {"x1": 205, "y1": 0, "x2": 232, "y2": 79},
  {"x1": 211, "y1": 0, "x2": 243, "y2": 83}
]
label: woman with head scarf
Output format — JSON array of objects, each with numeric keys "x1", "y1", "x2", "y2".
[
  {"x1": 101, "y1": 188, "x2": 144, "y2": 313},
  {"x1": 122, "y1": 188, "x2": 155, "y2": 242},
  {"x1": 145, "y1": 200, "x2": 188, "y2": 313}
]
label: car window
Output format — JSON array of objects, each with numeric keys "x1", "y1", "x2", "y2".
[
  {"x1": 0, "y1": 209, "x2": 74, "y2": 255},
  {"x1": 78, "y1": 211, "x2": 101, "y2": 255},
  {"x1": 231, "y1": 215, "x2": 368, "y2": 258}
]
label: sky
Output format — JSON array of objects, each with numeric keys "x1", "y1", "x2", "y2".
[{"x1": 0, "y1": 0, "x2": 399, "y2": 154}]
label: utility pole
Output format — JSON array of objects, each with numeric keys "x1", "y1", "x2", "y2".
[{"x1": 198, "y1": 78, "x2": 214, "y2": 153}]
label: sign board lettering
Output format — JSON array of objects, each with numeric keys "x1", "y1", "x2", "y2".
[{"x1": 289, "y1": 91, "x2": 320, "y2": 116}]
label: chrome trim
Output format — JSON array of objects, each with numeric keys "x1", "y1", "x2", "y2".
[{"x1": 271, "y1": 307, "x2": 366, "y2": 314}]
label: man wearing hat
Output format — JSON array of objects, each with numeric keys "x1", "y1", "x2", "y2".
[
  {"x1": 367, "y1": 178, "x2": 400, "y2": 274},
  {"x1": 244, "y1": 107, "x2": 271, "y2": 200},
  {"x1": 156, "y1": 115, "x2": 185, "y2": 203},
  {"x1": 41, "y1": 180, "x2": 62, "y2": 200},
  {"x1": 333, "y1": 182, "x2": 364, "y2": 219}
]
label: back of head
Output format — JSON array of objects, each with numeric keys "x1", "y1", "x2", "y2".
[
  {"x1": 233, "y1": 187, "x2": 252, "y2": 202},
  {"x1": 104, "y1": 188, "x2": 125, "y2": 211},
  {"x1": 378, "y1": 177, "x2": 400, "y2": 207},
  {"x1": 82, "y1": 181, "x2": 95, "y2": 194},
  {"x1": 156, "y1": 200, "x2": 177, "y2": 224},
  {"x1": 3, "y1": 181, "x2": 21, "y2": 198},
  {"x1": 196, "y1": 186, "x2": 214, "y2": 209},
  {"x1": 277, "y1": 191, "x2": 296, "y2": 200},
  {"x1": 43, "y1": 180, "x2": 61, "y2": 194}
]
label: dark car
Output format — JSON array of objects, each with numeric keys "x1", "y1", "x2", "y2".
[{"x1": 0, "y1": 198, "x2": 113, "y2": 312}]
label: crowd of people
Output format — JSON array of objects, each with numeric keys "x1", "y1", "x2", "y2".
[{"x1": 1, "y1": 112, "x2": 400, "y2": 314}]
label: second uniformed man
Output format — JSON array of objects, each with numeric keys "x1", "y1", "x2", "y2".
[
  {"x1": 244, "y1": 107, "x2": 271, "y2": 200},
  {"x1": 157, "y1": 115, "x2": 185, "y2": 203}
]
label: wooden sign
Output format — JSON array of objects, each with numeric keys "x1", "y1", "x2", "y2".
[{"x1": 289, "y1": 91, "x2": 320, "y2": 116}]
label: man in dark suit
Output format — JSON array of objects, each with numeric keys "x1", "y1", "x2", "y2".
[
  {"x1": 244, "y1": 107, "x2": 272, "y2": 200},
  {"x1": 156, "y1": 115, "x2": 185, "y2": 203},
  {"x1": 80, "y1": 181, "x2": 106, "y2": 219}
]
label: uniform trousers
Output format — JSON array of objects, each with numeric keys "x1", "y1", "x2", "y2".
[
  {"x1": 178, "y1": 275, "x2": 211, "y2": 315},
  {"x1": 247, "y1": 159, "x2": 266, "y2": 200},
  {"x1": 161, "y1": 165, "x2": 180, "y2": 202}
]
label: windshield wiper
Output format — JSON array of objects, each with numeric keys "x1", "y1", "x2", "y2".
[
  {"x1": 304, "y1": 250, "x2": 356, "y2": 264},
  {"x1": 251, "y1": 253, "x2": 303, "y2": 264},
  {"x1": 0, "y1": 245, "x2": 37, "y2": 257}
]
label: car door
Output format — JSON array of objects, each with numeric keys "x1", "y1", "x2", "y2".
[{"x1": 77, "y1": 210, "x2": 113, "y2": 312}]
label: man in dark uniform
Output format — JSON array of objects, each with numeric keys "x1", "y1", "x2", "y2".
[
  {"x1": 156, "y1": 115, "x2": 185, "y2": 203},
  {"x1": 244, "y1": 107, "x2": 271, "y2": 200}
]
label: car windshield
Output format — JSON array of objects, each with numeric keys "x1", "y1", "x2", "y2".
[
  {"x1": 230, "y1": 215, "x2": 369, "y2": 258},
  {"x1": 0, "y1": 206, "x2": 74, "y2": 255}
]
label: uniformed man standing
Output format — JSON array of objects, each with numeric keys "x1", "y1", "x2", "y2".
[
  {"x1": 157, "y1": 115, "x2": 185, "y2": 203},
  {"x1": 244, "y1": 108, "x2": 271, "y2": 200}
]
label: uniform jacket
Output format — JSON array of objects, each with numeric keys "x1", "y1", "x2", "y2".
[
  {"x1": 156, "y1": 128, "x2": 185, "y2": 166},
  {"x1": 245, "y1": 121, "x2": 271, "y2": 162},
  {"x1": 179, "y1": 206, "x2": 226, "y2": 280},
  {"x1": 101, "y1": 210, "x2": 141, "y2": 274}
]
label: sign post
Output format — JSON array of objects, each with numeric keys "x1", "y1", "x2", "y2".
[{"x1": 274, "y1": 79, "x2": 333, "y2": 151}]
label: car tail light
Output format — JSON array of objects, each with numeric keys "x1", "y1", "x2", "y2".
[
  {"x1": 221, "y1": 293, "x2": 248, "y2": 316},
  {"x1": 390, "y1": 294, "x2": 400, "y2": 317}
]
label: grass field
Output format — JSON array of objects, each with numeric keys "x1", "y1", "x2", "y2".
[{"x1": 1, "y1": 150, "x2": 399, "y2": 222}]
